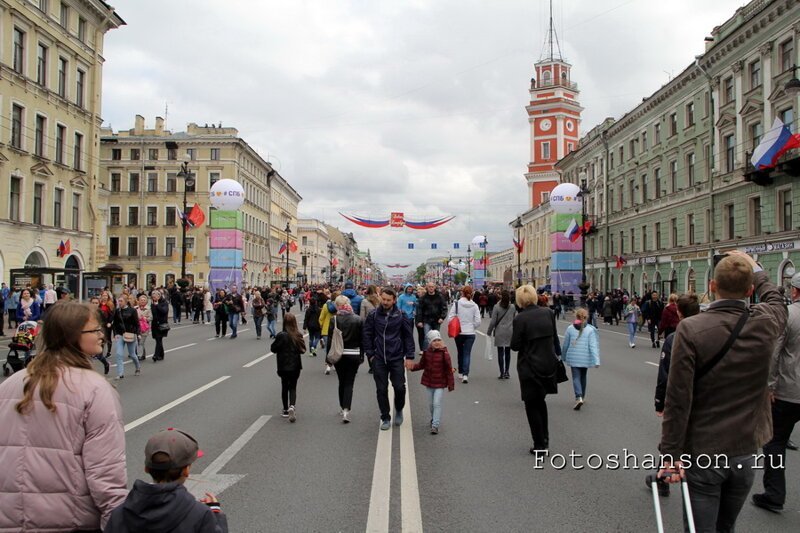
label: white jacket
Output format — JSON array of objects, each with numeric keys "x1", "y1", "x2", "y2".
[{"x1": 447, "y1": 297, "x2": 482, "y2": 335}]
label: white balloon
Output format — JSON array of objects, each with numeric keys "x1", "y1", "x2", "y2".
[
  {"x1": 550, "y1": 182, "x2": 582, "y2": 214},
  {"x1": 471, "y1": 235, "x2": 487, "y2": 245},
  {"x1": 209, "y1": 179, "x2": 245, "y2": 210}
]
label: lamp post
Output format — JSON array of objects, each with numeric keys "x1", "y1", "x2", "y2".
[
  {"x1": 284, "y1": 222, "x2": 291, "y2": 288},
  {"x1": 785, "y1": 65, "x2": 800, "y2": 95},
  {"x1": 467, "y1": 244, "x2": 472, "y2": 281},
  {"x1": 327, "y1": 242, "x2": 335, "y2": 285},
  {"x1": 176, "y1": 161, "x2": 196, "y2": 280},
  {"x1": 514, "y1": 217, "x2": 523, "y2": 288},
  {"x1": 577, "y1": 173, "x2": 590, "y2": 307}
]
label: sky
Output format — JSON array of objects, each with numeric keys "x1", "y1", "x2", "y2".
[{"x1": 102, "y1": 0, "x2": 744, "y2": 276}]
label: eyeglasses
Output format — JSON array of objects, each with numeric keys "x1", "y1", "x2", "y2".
[{"x1": 81, "y1": 328, "x2": 104, "y2": 335}]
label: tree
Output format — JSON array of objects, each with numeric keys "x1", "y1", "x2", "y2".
[
  {"x1": 454, "y1": 271, "x2": 467, "y2": 285},
  {"x1": 415, "y1": 264, "x2": 427, "y2": 283}
]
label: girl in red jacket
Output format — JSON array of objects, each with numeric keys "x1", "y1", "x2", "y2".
[{"x1": 410, "y1": 329, "x2": 455, "y2": 434}]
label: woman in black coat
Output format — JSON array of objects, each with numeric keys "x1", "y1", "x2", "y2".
[
  {"x1": 327, "y1": 295, "x2": 364, "y2": 423},
  {"x1": 510, "y1": 285, "x2": 561, "y2": 456},
  {"x1": 150, "y1": 289, "x2": 170, "y2": 362},
  {"x1": 272, "y1": 312, "x2": 306, "y2": 422}
]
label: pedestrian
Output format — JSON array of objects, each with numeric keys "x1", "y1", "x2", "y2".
[
  {"x1": 487, "y1": 290, "x2": 517, "y2": 379},
  {"x1": 397, "y1": 283, "x2": 419, "y2": 347},
  {"x1": 203, "y1": 288, "x2": 213, "y2": 324},
  {"x1": 272, "y1": 313, "x2": 305, "y2": 422},
  {"x1": 416, "y1": 283, "x2": 448, "y2": 351},
  {"x1": 562, "y1": 308, "x2": 600, "y2": 410},
  {"x1": 478, "y1": 291, "x2": 488, "y2": 318},
  {"x1": 191, "y1": 288, "x2": 204, "y2": 324},
  {"x1": 251, "y1": 294, "x2": 266, "y2": 340},
  {"x1": 223, "y1": 285, "x2": 244, "y2": 339},
  {"x1": 641, "y1": 291, "x2": 664, "y2": 348},
  {"x1": 150, "y1": 290, "x2": 170, "y2": 362},
  {"x1": 752, "y1": 271, "x2": 800, "y2": 513},
  {"x1": 623, "y1": 298, "x2": 641, "y2": 348},
  {"x1": 658, "y1": 293, "x2": 679, "y2": 340},
  {"x1": 98, "y1": 291, "x2": 115, "y2": 359},
  {"x1": 0, "y1": 301, "x2": 127, "y2": 531},
  {"x1": 342, "y1": 281, "x2": 363, "y2": 316},
  {"x1": 448, "y1": 285, "x2": 482, "y2": 384},
  {"x1": 359, "y1": 285, "x2": 380, "y2": 319},
  {"x1": 168, "y1": 283, "x2": 182, "y2": 324},
  {"x1": 510, "y1": 285, "x2": 561, "y2": 456},
  {"x1": 303, "y1": 298, "x2": 321, "y2": 355},
  {"x1": 42, "y1": 284, "x2": 57, "y2": 312},
  {"x1": 135, "y1": 294, "x2": 152, "y2": 361},
  {"x1": 363, "y1": 287, "x2": 416, "y2": 430},
  {"x1": 658, "y1": 251, "x2": 787, "y2": 532},
  {"x1": 487, "y1": 289, "x2": 498, "y2": 318},
  {"x1": 183, "y1": 288, "x2": 192, "y2": 321},
  {"x1": 88, "y1": 296, "x2": 111, "y2": 374},
  {"x1": 16, "y1": 288, "x2": 41, "y2": 324},
  {"x1": 5, "y1": 286, "x2": 18, "y2": 330},
  {"x1": 319, "y1": 292, "x2": 337, "y2": 374},
  {"x1": 329, "y1": 295, "x2": 364, "y2": 423},
  {"x1": 105, "y1": 428, "x2": 228, "y2": 533},
  {"x1": 111, "y1": 296, "x2": 141, "y2": 380},
  {"x1": 409, "y1": 329, "x2": 455, "y2": 434},
  {"x1": 601, "y1": 295, "x2": 613, "y2": 325},
  {"x1": 265, "y1": 294, "x2": 278, "y2": 339},
  {"x1": 213, "y1": 288, "x2": 228, "y2": 338}
]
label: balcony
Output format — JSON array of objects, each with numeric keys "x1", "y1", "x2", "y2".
[{"x1": 532, "y1": 78, "x2": 578, "y2": 91}]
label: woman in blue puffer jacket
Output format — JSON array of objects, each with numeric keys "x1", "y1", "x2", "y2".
[{"x1": 562, "y1": 307, "x2": 600, "y2": 411}]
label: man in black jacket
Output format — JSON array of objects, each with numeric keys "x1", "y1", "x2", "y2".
[
  {"x1": 641, "y1": 291, "x2": 665, "y2": 348},
  {"x1": 416, "y1": 283, "x2": 448, "y2": 351}
]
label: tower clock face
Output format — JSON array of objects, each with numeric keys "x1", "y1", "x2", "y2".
[
  {"x1": 540, "y1": 119, "x2": 552, "y2": 131},
  {"x1": 565, "y1": 120, "x2": 575, "y2": 132}
]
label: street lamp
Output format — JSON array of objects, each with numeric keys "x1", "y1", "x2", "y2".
[
  {"x1": 327, "y1": 241, "x2": 335, "y2": 285},
  {"x1": 284, "y1": 222, "x2": 291, "y2": 288},
  {"x1": 176, "y1": 161, "x2": 196, "y2": 280},
  {"x1": 786, "y1": 65, "x2": 800, "y2": 96},
  {"x1": 513, "y1": 217, "x2": 523, "y2": 288},
  {"x1": 577, "y1": 173, "x2": 590, "y2": 306},
  {"x1": 467, "y1": 244, "x2": 472, "y2": 281}
]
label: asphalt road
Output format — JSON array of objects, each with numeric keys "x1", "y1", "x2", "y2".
[{"x1": 2, "y1": 306, "x2": 800, "y2": 532}]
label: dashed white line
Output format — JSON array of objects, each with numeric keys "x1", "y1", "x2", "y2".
[
  {"x1": 366, "y1": 387, "x2": 394, "y2": 532},
  {"x1": 243, "y1": 353, "x2": 273, "y2": 368},
  {"x1": 645, "y1": 361, "x2": 659, "y2": 367},
  {"x1": 400, "y1": 372, "x2": 423, "y2": 533}
]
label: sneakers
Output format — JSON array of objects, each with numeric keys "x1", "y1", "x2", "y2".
[
  {"x1": 325, "y1": 365, "x2": 331, "y2": 375},
  {"x1": 281, "y1": 410, "x2": 289, "y2": 418},
  {"x1": 394, "y1": 410, "x2": 404, "y2": 426},
  {"x1": 629, "y1": 343, "x2": 636, "y2": 349},
  {"x1": 380, "y1": 419, "x2": 391, "y2": 431},
  {"x1": 342, "y1": 409, "x2": 350, "y2": 424},
  {"x1": 288, "y1": 406, "x2": 296, "y2": 423},
  {"x1": 113, "y1": 375, "x2": 124, "y2": 381},
  {"x1": 752, "y1": 493, "x2": 783, "y2": 513},
  {"x1": 503, "y1": 372, "x2": 510, "y2": 379},
  {"x1": 656, "y1": 340, "x2": 661, "y2": 348},
  {"x1": 645, "y1": 474, "x2": 670, "y2": 497},
  {"x1": 573, "y1": 397, "x2": 584, "y2": 411},
  {"x1": 462, "y1": 375, "x2": 469, "y2": 384},
  {"x1": 134, "y1": 369, "x2": 141, "y2": 376},
  {"x1": 431, "y1": 425, "x2": 439, "y2": 435}
]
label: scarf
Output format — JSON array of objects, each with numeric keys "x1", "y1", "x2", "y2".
[
  {"x1": 337, "y1": 304, "x2": 354, "y2": 315},
  {"x1": 21, "y1": 298, "x2": 33, "y2": 318}
]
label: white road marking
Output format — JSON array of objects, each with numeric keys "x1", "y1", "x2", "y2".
[
  {"x1": 476, "y1": 330, "x2": 486, "y2": 337},
  {"x1": 645, "y1": 361, "x2": 659, "y2": 367},
  {"x1": 243, "y1": 353, "x2": 273, "y2": 368},
  {"x1": 400, "y1": 372, "x2": 423, "y2": 533},
  {"x1": 124, "y1": 376, "x2": 231, "y2": 432},
  {"x1": 366, "y1": 386, "x2": 394, "y2": 533},
  {"x1": 122, "y1": 343, "x2": 196, "y2": 366}
]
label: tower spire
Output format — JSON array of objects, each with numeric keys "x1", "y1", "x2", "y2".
[{"x1": 540, "y1": 0, "x2": 563, "y2": 62}]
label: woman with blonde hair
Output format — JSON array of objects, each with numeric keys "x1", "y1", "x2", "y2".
[
  {"x1": 562, "y1": 308, "x2": 600, "y2": 410},
  {"x1": 0, "y1": 301, "x2": 127, "y2": 531}
]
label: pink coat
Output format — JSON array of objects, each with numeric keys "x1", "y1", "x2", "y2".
[{"x1": 0, "y1": 367, "x2": 127, "y2": 532}]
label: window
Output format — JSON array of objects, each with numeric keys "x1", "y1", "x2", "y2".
[
  {"x1": 168, "y1": 147, "x2": 178, "y2": 160},
  {"x1": 148, "y1": 148, "x2": 159, "y2": 160},
  {"x1": 619, "y1": 231, "x2": 625, "y2": 254},
  {"x1": 60, "y1": 3, "x2": 69, "y2": 27},
  {"x1": 57, "y1": 57, "x2": 67, "y2": 97},
  {"x1": 780, "y1": 39, "x2": 794, "y2": 73},
  {"x1": 11, "y1": 104, "x2": 23, "y2": 149},
  {"x1": 186, "y1": 148, "x2": 196, "y2": 161},
  {"x1": 73, "y1": 132, "x2": 83, "y2": 170},
  {"x1": 654, "y1": 168, "x2": 662, "y2": 198},
  {"x1": 724, "y1": 77, "x2": 734, "y2": 104},
  {"x1": 128, "y1": 206, "x2": 139, "y2": 226},
  {"x1": 686, "y1": 152, "x2": 695, "y2": 187},
  {"x1": 687, "y1": 214, "x2": 695, "y2": 245},
  {"x1": 109, "y1": 206, "x2": 120, "y2": 226},
  {"x1": 9, "y1": 177, "x2": 22, "y2": 221},
  {"x1": 37, "y1": 43, "x2": 48, "y2": 86},
  {"x1": 749, "y1": 59, "x2": 761, "y2": 90},
  {"x1": 111, "y1": 148, "x2": 121, "y2": 160},
  {"x1": 669, "y1": 113, "x2": 678, "y2": 136},
  {"x1": 302, "y1": 236, "x2": 308, "y2": 246},
  {"x1": 146, "y1": 237, "x2": 157, "y2": 257},
  {"x1": 77, "y1": 17, "x2": 86, "y2": 42},
  {"x1": 76, "y1": 69, "x2": 85, "y2": 107},
  {"x1": 110, "y1": 173, "x2": 121, "y2": 192},
  {"x1": 13, "y1": 28, "x2": 25, "y2": 74},
  {"x1": 210, "y1": 172, "x2": 220, "y2": 187},
  {"x1": 630, "y1": 228, "x2": 636, "y2": 253},
  {"x1": 670, "y1": 160, "x2": 677, "y2": 192},
  {"x1": 167, "y1": 173, "x2": 177, "y2": 192},
  {"x1": 109, "y1": 237, "x2": 119, "y2": 257},
  {"x1": 567, "y1": 142, "x2": 574, "y2": 153},
  {"x1": 541, "y1": 142, "x2": 551, "y2": 160},
  {"x1": 72, "y1": 193, "x2": 80, "y2": 230},
  {"x1": 704, "y1": 91, "x2": 710, "y2": 117},
  {"x1": 724, "y1": 134, "x2": 735, "y2": 173},
  {"x1": 146, "y1": 206, "x2": 157, "y2": 226},
  {"x1": 778, "y1": 188, "x2": 793, "y2": 232},
  {"x1": 641, "y1": 130, "x2": 648, "y2": 150},
  {"x1": 750, "y1": 122, "x2": 763, "y2": 151},
  {"x1": 781, "y1": 108, "x2": 795, "y2": 132},
  {"x1": 725, "y1": 204, "x2": 735, "y2": 239},
  {"x1": 53, "y1": 188, "x2": 63, "y2": 228},
  {"x1": 35, "y1": 115, "x2": 46, "y2": 157},
  {"x1": 165, "y1": 206, "x2": 177, "y2": 226},
  {"x1": 670, "y1": 218, "x2": 678, "y2": 247},
  {"x1": 641, "y1": 174, "x2": 648, "y2": 202},
  {"x1": 165, "y1": 237, "x2": 176, "y2": 257},
  {"x1": 185, "y1": 237, "x2": 195, "y2": 253},
  {"x1": 52, "y1": 124, "x2": 64, "y2": 164},
  {"x1": 127, "y1": 237, "x2": 138, "y2": 257},
  {"x1": 641, "y1": 225, "x2": 648, "y2": 251},
  {"x1": 629, "y1": 139, "x2": 636, "y2": 158},
  {"x1": 655, "y1": 222, "x2": 662, "y2": 249},
  {"x1": 654, "y1": 123, "x2": 661, "y2": 145},
  {"x1": 130, "y1": 148, "x2": 140, "y2": 160},
  {"x1": 704, "y1": 143, "x2": 712, "y2": 179},
  {"x1": 147, "y1": 173, "x2": 158, "y2": 192},
  {"x1": 33, "y1": 183, "x2": 43, "y2": 225},
  {"x1": 210, "y1": 148, "x2": 220, "y2": 160},
  {"x1": 618, "y1": 145, "x2": 624, "y2": 162},
  {"x1": 129, "y1": 173, "x2": 139, "y2": 192},
  {"x1": 749, "y1": 196, "x2": 762, "y2": 236},
  {"x1": 686, "y1": 101, "x2": 694, "y2": 127}
]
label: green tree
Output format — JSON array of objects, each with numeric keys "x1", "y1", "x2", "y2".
[
  {"x1": 454, "y1": 271, "x2": 467, "y2": 285},
  {"x1": 415, "y1": 264, "x2": 427, "y2": 283}
]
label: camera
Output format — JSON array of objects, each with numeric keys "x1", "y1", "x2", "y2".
[{"x1": 713, "y1": 253, "x2": 729, "y2": 268}]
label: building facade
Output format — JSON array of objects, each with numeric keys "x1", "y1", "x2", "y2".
[
  {"x1": 269, "y1": 173, "x2": 301, "y2": 286},
  {"x1": 297, "y1": 217, "x2": 329, "y2": 284},
  {"x1": 487, "y1": 248, "x2": 515, "y2": 287},
  {"x1": 0, "y1": 0, "x2": 123, "y2": 295},
  {"x1": 556, "y1": 0, "x2": 800, "y2": 297}
]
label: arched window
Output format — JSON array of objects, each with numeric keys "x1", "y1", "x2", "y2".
[
  {"x1": 654, "y1": 271, "x2": 662, "y2": 295},
  {"x1": 687, "y1": 269, "x2": 696, "y2": 294},
  {"x1": 542, "y1": 70, "x2": 551, "y2": 85},
  {"x1": 781, "y1": 260, "x2": 796, "y2": 293},
  {"x1": 641, "y1": 272, "x2": 649, "y2": 295}
]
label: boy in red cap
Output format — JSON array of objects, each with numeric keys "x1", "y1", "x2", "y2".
[{"x1": 105, "y1": 428, "x2": 228, "y2": 532}]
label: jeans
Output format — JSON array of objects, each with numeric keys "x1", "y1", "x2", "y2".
[
  {"x1": 455, "y1": 334, "x2": 476, "y2": 376},
  {"x1": 426, "y1": 386, "x2": 444, "y2": 428},
  {"x1": 372, "y1": 356, "x2": 406, "y2": 421},
  {"x1": 308, "y1": 330, "x2": 320, "y2": 352},
  {"x1": 279, "y1": 369, "x2": 300, "y2": 410},
  {"x1": 761, "y1": 399, "x2": 800, "y2": 505},
  {"x1": 114, "y1": 335, "x2": 140, "y2": 376},
  {"x1": 627, "y1": 322, "x2": 637, "y2": 344},
  {"x1": 422, "y1": 323, "x2": 440, "y2": 350},
  {"x1": 571, "y1": 367, "x2": 588, "y2": 399},
  {"x1": 215, "y1": 314, "x2": 228, "y2": 336},
  {"x1": 138, "y1": 333, "x2": 148, "y2": 357},
  {"x1": 267, "y1": 319, "x2": 277, "y2": 337},
  {"x1": 497, "y1": 346, "x2": 511, "y2": 376},
  {"x1": 524, "y1": 394, "x2": 549, "y2": 449},
  {"x1": 206, "y1": 310, "x2": 212, "y2": 323},
  {"x1": 683, "y1": 454, "x2": 755, "y2": 533},
  {"x1": 335, "y1": 358, "x2": 360, "y2": 410},
  {"x1": 229, "y1": 313, "x2": 240, "y2": 337},
  {"x1": 171, "y1": 302, "x2": 181, "y2": 323},
  {"x1": 253, "y1": 315, "x2": 264, "y2": 338},
  {"x1": 648, "y1": 320, "x2": 658, "y2": 344}
]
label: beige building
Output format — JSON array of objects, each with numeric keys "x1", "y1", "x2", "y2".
[
  {"x1": 487, "y1": 248, "x2": 515, "y2": 287},
  {"x1": 0, "y1": 0, "x2": 123, "y2": 295},
  {"x1": 297, "y1": 218, "x2": 329, "y2": 284},
  {"x1": 99, "y1": 116, "x2": 301, "y2": 290},
  {"x1": 269, "y1": 172, "x2": 302, "y2": 287}
]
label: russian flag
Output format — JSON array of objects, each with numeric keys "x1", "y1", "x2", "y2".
[
  {"x1": 564, "y1": 218, "x2": 580, "y2": 242},
  {"x1": 278, "y1": 242, "x2": 287, "y2": 255},
  {"x1": 751, "y1": 118, "x2": 800, "y2": 169}
]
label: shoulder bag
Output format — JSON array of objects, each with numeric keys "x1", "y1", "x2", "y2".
[
  {"x1": 326, "y1": 316, "x2": 344, "y2": 365},
  {"x1": 694, "y1": 309, "x2": 749, "y2": 384},
  {"x1": 447, "y1": 301, "x2": 461, "y2": 338}
]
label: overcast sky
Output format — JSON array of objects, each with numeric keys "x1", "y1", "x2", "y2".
[{"x1": 102, "y1": 0, "x2": 743, "y2": 274}]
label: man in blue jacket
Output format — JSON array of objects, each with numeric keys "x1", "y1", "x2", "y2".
[
  {"x1": 342, "y1": 281, "x2": 363, "y2": 316},
  {"x1": 363, "y1": 287, "x2": 416, "y2": 430}
]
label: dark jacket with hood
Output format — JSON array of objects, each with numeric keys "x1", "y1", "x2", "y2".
[{"x1": 104, "y1": 480, "x2": 228, "y2": 533}]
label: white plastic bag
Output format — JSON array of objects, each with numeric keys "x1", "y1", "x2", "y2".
[{"x1": 484, "y1": 338, "x2": 494, "y2": 360}]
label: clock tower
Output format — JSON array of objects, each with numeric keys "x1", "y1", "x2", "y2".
[{"x1": 525, "y1": 6, "x2": 583, "y2": 208}]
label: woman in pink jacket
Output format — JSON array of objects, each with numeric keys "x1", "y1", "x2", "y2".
[{"x1": 0, "y1": 301, "x2": 127, "y2": 532}]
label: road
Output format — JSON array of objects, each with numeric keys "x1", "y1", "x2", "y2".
[{"x1": 3, "y1": 306, "x2": 799, "y2": 532}]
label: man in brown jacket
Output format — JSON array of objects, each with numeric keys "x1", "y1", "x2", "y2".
[{"x1": 658, "y1": 250, "x2": 787, "y2": 532}]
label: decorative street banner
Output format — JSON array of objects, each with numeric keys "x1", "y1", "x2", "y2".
[
  {"x1": 209, "y1": 179, "x2": 245, "y2": 292},
  {"x1": 550, "y1": 182, "x2": 583, "y2": 295},
  {"x1": 385, "y1": 264, "x2": 411, "y2": 268},
  {"x1": 471, "y1": 235, "x2": 487, "y2": 289},
  {"x1": 340, "y1": 212, "x2": 455, "y2": 230}
]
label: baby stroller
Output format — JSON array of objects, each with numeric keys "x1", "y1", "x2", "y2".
[{"x1": 3, "y1": 321, "x2": 40, "y2": 376}]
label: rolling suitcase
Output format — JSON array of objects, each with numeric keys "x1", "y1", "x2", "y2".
[{"x1": 651, "y1": 477, "x2": 695, "y2": 533}]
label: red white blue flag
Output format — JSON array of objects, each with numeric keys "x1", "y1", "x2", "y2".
[{"x1": 751, "y1": 118, "x2": 800, "y2": 169}]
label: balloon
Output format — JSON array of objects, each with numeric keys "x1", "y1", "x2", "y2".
[
  {"x1": 550, "y1": 183, "x2": 582, "y2": 214},
  {"x1": 209, "y1": 179, "x2": 245, "y2": 210},
  {"x1": 471, "y1": 235, "x2": 487, "y2": 245}
]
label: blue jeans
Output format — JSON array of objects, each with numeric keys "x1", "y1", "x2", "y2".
[
  {"x1": 422, "y1": 323, "x2": 440, "y2": 350},
  {"x1": 455, "y1": 334, "x2": 476, "y2": 376},
  {"x1": 497, "y1": 346, "x2": 511, "y2": 375},
  {"x1": 229, "y1": 313, "x2": 240, "y2": 336},
  {"x1": 308, "y1": 331, "x2": 320, "y2": 352},
  {"x1": 253, "y1": 315, "x2": 264, "y2": 338},
  {"x1": 627, "y1": 322, "x2": 637, "y2": 344},
  {"x1": 267, "y1": 319, "x2": 277, "y2": 337},
  {"x1": 426, "y1": 386, "x2": 445, "y2": 428},
  {"x1": 115, "y1": 335, "x2": 140, "y2": 376},
  {"x1": 571, "y1": 367, "x2": 588, "y2": 399},
  {"x1": 171, "y1": 302, "x2": 181, "y2": 323}
]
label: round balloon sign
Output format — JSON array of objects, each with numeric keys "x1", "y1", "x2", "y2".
[
  {"x1": 209, "y1": 179, "x2": 245, "y2": 210},
  {"x1": 550, "y1": 182, "x2": 582, "y2": 214}
]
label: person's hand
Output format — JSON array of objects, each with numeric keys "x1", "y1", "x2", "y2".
[
  {"x1": 655, "y1": 411, "x2": 663, "y2": 417},
  {"x1": 199, "y1": 492, "x2": 219, "y2": 504},
  {"x1": 437, "y1": 318, "x2": 443, "y2": 324},
  {"x1": 769, "y1": 390, "x2": 776, "y2": 404},
  {"x1": 404, "y1": 359, "x2": 414, "y2": 370},
  {"x1": 416, "y1": 322, "x2": 423, "y2": 328},
  {"x1": 657, "y1": 460, "x2": 685, "y2": 484}
]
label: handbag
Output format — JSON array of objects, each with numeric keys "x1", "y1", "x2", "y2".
[
  {"x1": 447, "y1": 301, "x2": 461, "y2": 338},
  {"x1": 556, "y1": 359, "x2": 569, "y2": 383},
  {"x1": 123, "y1": 332, "x2": 136, "y2": 343},
  {"x1": 326, "y1": 316, "x2": 344, "y2": 365},
  {"x1": 158, "y1": 322, "x2": 171, "y2": 332}
]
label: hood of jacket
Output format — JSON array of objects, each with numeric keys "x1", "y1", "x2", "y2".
[{"x1": 116, "y1": 480, "x2": 198, "y2": 532}]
